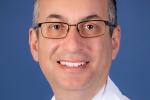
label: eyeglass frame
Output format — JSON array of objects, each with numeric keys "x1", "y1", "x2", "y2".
[{"x1": 34, "y1": 20, "x2": 116, "y2": 39}]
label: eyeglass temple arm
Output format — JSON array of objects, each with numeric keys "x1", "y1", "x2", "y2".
[
  {"x1": 33, "y1": 23, "x2": 42, "y2": 29},
  {"x1": 105, "y1": 21, "x2": 117, "y2": 27}
]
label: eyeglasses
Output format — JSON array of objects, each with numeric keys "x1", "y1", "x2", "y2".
[{"x1": 34, "y1": 20, "x2": 115, "y2": 39}]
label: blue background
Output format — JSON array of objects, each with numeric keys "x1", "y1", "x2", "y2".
[{"x1": 0, "y1": 0, "x2": 150, "y2": 100}]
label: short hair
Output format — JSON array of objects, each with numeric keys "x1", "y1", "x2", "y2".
[
  {"x1": 108, "y1": 0, "x2": 117, "y2": 36},
  {"x1": 32, "y1": 0, "x2": 117, "y2": 36},
  {"x1": 32, "y1": 0, "x2": 39, "y2": 27}
]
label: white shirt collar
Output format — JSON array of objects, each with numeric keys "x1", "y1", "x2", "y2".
[
  {"x1": 92, "y1": 83, "x2": 105, "y2": 100},
  {"x1": 51, "y1": 76, "x2": 129, "y2": 100}
]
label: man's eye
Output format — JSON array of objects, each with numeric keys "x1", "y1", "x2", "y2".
[
  {"x1": 85, "y1": 24, "x2": 95, "y2": 30},
  {"x1": 51, "y1": 24, "x2": 61, "y2": 30},
  {"x1": 47, "y1": 23, "x2": 64, "y2": 30}
]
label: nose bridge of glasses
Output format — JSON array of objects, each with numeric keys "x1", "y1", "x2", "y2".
[{"x1": 67, "y1": 24, "x2": 80, "y2": 35}]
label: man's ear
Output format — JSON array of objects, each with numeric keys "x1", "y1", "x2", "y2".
[
  {"x1": 111, "y1": 25, "x2": 121, "y2": 60},
  {"x1": 29, "y1": 28, "x2": 39, "y2": 62}
]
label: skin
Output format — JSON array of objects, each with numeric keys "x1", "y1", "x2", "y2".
[{"x1": 29, "y1": 0, "x2": 121, "y2": 100}]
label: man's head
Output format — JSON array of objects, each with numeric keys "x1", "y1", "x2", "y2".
[
  {"x1": 29, "y1": 0, "x2": 120, "y2": 97},
  {"x1": 32, "y1": 0, "x2": 117, "y2": 36}
]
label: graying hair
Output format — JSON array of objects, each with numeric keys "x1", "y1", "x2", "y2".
[
  {"x1": 108, "y1": 0, "x2": 117, "y2": 25},
  {"x1": 32, "y1": 0, "x2": 39, "y2": 27},
  {"x1": 108, "y1": 0, "x2": 117, "y2": 36},
  {"x1": 32, "y1": 0, "x2": 117, "y2": 35}
]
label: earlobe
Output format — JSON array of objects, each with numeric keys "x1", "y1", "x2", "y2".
[
  {"x1": 112, "y1": 25, "x2": 121, "y2": 60},
  {"x1": 29, "y1": 28, "x2": 39, "y2": 62}
]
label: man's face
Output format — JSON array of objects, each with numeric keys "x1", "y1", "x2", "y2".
[{"x1": 29, "y1": 0, "x2": 120, "y2": 92}]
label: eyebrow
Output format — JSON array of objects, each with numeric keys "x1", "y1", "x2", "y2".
[
  {"x1": 46, "y1": 14, "x2": 102, "y2": 22},
  {"x1": 81, "y1": 14, "x2": 102, "y2": 21},
  {"x1": 46, "y1": 14, "x2": 67, "y2": 21}
]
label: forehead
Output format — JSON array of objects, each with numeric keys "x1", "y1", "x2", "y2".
[{"x1": 38, "y1": 0, "x2": 108, "y2": 23}]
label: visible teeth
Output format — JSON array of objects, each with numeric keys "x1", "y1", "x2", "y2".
[{"x1": 59, "y1": 61, "x2": 86, "y2": 67}]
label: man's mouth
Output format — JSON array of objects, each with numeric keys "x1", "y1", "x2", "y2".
[{"x1": 57, "y1": 60, "x2": 89, "y2": 68}]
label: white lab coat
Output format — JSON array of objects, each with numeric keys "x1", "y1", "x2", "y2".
[{"x1": 51, "y1": 76, "x2": 130, "y2": 100}]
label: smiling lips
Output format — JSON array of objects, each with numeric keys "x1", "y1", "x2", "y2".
[{"x1": 57, "y1": 60, "x2": 89, "y2": 68}]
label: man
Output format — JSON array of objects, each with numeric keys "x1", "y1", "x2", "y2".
[{"x1": 29, "y1": 0, "x2": 129, "y2": 100}]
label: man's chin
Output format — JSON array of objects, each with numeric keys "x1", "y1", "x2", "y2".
[
  {"x1": 52, "y1": 78, "x2": 92, "y2": 91},
  {"x1": 59, "y1": 83, "x2": 89, "y2": 91}
]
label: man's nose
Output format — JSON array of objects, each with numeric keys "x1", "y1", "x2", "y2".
[{"x1": 62, "y1": 26, "x2": 85, "y2": 52}]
